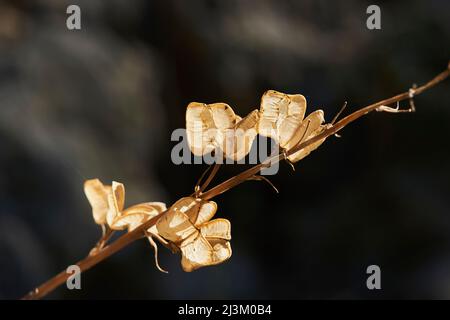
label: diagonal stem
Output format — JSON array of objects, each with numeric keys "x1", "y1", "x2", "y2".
[{"x1": 21, "y1": 61, "x2": 450, "y2": 300}]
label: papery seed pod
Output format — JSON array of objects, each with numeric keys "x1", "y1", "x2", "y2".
[
  {"x1": 156, "y1": 196, "x2": 232, "y2": 272},
  {"x1": 258, "y1": 90, "x2": 307, "y2": 148},
  {"x1": 112, "y1": 202, "x2": 166, "y2": 232},
  {"x1": 84, "y1": 179, "x2": 111, "y2": 225},
  {"x1": 186, "y1": 102, "x2": 238, "y2": 157},
  {"x1": 186, "y1": 103, "x2": 259, "y2": 161},
  {"x1": 223, "y1": 109, "x2": 260, "y2": 161},
  {"x1": 286, "y1": 110, "x2": 329, "y2": 163},
  {"x1": 258, "y1": 90, "x2": 329, "y2": 163}
]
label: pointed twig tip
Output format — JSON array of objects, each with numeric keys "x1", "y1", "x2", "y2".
[{"x1": 249, "y1": 175, "x2": 279, "y2": 193}]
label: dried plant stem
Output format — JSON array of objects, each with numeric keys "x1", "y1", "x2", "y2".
[
  {"x1": 199, "y1": 163, "x2": 221, "y2": 193},
  {"x1": 22, "y1": 62, "x2": 450, "y2": 300}
]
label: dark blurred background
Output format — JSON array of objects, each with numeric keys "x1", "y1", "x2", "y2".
[{"x1": 0, "y1": 0, "x2": 449, "y2": 299}]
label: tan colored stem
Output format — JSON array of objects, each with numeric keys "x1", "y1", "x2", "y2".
[
  {"x1": 21, "y1": 62, "x2": 450, "y2": 300},
  {"x1": 199, "y1": 163, "x2": 221, "y2": 193}
]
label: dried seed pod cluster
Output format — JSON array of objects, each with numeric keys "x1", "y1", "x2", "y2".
[
  {"x1": 84, "y1": 179, "x2": 166, "y2": 232},
  {"x1": 84, "y1": 180, "x2": 231, "y2": 273},
  {"x1": 186, "y1": 90, "x2": 330, "y2": 164},
  {"x1": 83, "y1": 90, "x2": 328, "y2": 274},
  {"x1": 27, "y1": 61, "x2": 447, "y2": 298},
  {"x1": 84, "y1": 179, "x2": 169, "y2": 272},
  {"x1": 156, "y1": 197, "x2": 231, "y2": 272},
  {"x1": 186, "y1": 102, "x2": 259, "y2": 161}
]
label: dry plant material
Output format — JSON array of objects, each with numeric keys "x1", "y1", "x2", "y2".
[
  {"x1": 84, "y1": 179, "x2": 166, "y2": 232},
  {"x1": 85, "y1": 180, "x2": 231, "y2": 273},
  {"x1": 21, "y1": 61, "x2": 450, "y2": 300},
  {"x1": 156, "y1": 197, "x2": 231, "y2": 272},
  {"x1": 84, "y1": 179, "x2": 167, "y2": 271},
  {"x1": 186, "y1": 102, "x2": 259, "y2": 161},
  {"x1": 258, "y1": 90, "x2": 329, "y2": 163}
]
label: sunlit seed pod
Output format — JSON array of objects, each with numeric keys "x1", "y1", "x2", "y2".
[
  {"x1": 200, "y1": 218, "x2": 231, "y2": 241},
  {"x1": 155, "y1": 197, "x2": 199, "y2": 243},
  {"x1": 186, "y1": 102, "x2": 238, "y2": 156},
  {"x1": 155, "y1": 196, "x2": 232, "y2": 272},
  {"x1": 200, "y1": 219, "x2": 232, "y2": 265},
  {"x1": 180, "y1": 232, "x2": 215, "y2": 272},
  {"x1": 84, "y1": 178, "x2": 111, "y2": 225},
  {"x1": 209, "y1": 103, "x2": 239, "y2": 128},
  {"x1": 287, "y1": 110, "x2": 329, "y2": 163},
  {"x1": 186, "y1": 102, "x2": 260, "y2": 161},
  {"x1": 223, "y1": 109, "x2": 260, "y2": 161},
  {"x1": 84, "y1": 178, "x2": 170, "y2": 272},
  {"x1": 156, "y1": 210, "x2": 197, "y2": 243},
  {"x1": 106, "y1": 181, "x2": 125, "y2": 227},
  {"x1": 156, "y1": 196, "x2": 218, "y2": 241},
  {"x1": 186, "y1": 199, "x2": 217, "y2": 226},
  {"x1": 208, "y1": 239, "x2": 232, "y2": 265},
  {"x1": 180, "y1": 218, "x2": 232, "y2": 271},
  {"x1": 111, "y1": 213, "x2": 148, "y2": 231},
  {"x1": 111, "y1": 202, "x2": 167, "y2": 232},
  {"x1": 258, "y1": 90, "x2": 307, "y2": 148}
]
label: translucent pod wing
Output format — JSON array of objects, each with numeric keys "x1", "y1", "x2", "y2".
[
  {"x1": 288, "y1": 126, "x2": 327, "y2": 163},
  {"x1": 180, "y1": 232, "x2": 214, "y2": 272},
  {"x1": 84, "y1": 179, "x2": 111, "y2": 225},
  {"x1": 156, "y1": 198, "x2": 199, "y2": 243},
  {"x1": 169, "y1": 196, "x2": 216, "y2": 227},
  {"x1": 258, "y1": 90, "x2": 306, "y2": 148},
  {"x1": 170, "y1": 196, "x2": 201, "y2": 223},
  {"x1": 200, "y1": 218, "x2": 231, "y2": 240},
  {"x1": 258, "y1": 90, "x2": 290, "y2": 136},
  {"x1": 112, "y1": 202, "x2": 167, "y2": 232},
  {"x1": 208, "y1": 239, "x2": 232, "y2": 265},
  {"x1": 106, "y1": 181, "x2": 125, "y2": 227},
  {"x1": 200, "y1": 219, "x2": 232, "y2": 265},
  {"x1": 143, "y1": 202, "x2": 167, "y2": 213},
  {"x1": 186, "y1": 102, "x2": 237, "y2": 156},
  {"x1": 112, "y1": 181, "x2": 125, "y2": 211},
  {"x1": 223, "y1": 109, "x2": 260, "y2": 161},
  {"x1": 172, "y1": 197, "x2": 199, "y2": 213},
  {"x1": 110, "y1": 212, "x2": 148, "y2": 231},
  {"x1": 156, "y1": 210, "x2": 197, "y2": 243},
  {"x1": 284, "y1": 110, "x2": 325, "y2": 151},
  {"x1": 196, "y1": 200, "x2": 217, "y2": 225},
  {"x1": 287, "y1": 110, "x2": 328, "y2": 163},
  {"x1": 186, "y1": 103, "x2": 207, "y2": 156},
  {"x1": 122, "y1": 202, "x2": 166, "y2": 217},
  {"x1": 208, "y1": 103, "x2": 238, "y2": 129},
  {"x1": 186, "y1": 200, "x2": 217, "y2": 226}
]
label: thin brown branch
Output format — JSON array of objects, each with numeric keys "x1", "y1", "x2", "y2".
[
  {"x1": 22, "y1": 228, "x2": 144, "y2": 300},
  {"x1": 21, "y1": 62, "x2": 450, "y2": 300},
  {"x1": 199, "y1": 163, "x2": 221, "y2": 193}
]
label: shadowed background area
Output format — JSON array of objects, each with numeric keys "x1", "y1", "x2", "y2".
[{"x1": 0, "y1": 0, "x2": 449, "y2": 299}]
